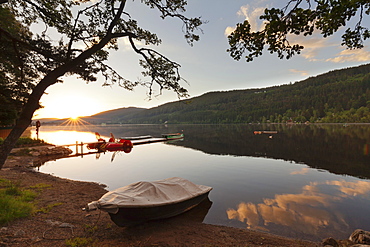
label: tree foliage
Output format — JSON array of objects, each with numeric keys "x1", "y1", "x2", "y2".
[
  {"x1": 2, "y1": 0, "x2": 204, "y2": 95},
  {"x1": 0, "y1": 7, "x2": 36, "y2": 126},
  {"x1": 228, "y1": 0, "x2": 370, "y2": 62},
  {"x1": 0, "y1": 0, "x2": 205, "y2": 169}
]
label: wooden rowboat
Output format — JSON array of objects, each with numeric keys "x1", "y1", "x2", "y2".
[{"x1": 85, "y1": 177, "x2": 212, "y2": 226}]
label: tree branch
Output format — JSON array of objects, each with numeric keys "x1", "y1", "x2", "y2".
[{"x1": 0, "y1": 27, "x2": 55, "y2": 61}]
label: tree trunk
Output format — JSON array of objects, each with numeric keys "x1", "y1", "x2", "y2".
[
  {"x1": 0, "y1": 56, "x2": 95, "y2": 169},
  {"x1": 0, "y1": 70, "x2": 63, "y2": 169},
  {"x1": 0, "y1": 39, "x2": 120, "y2": 170}
]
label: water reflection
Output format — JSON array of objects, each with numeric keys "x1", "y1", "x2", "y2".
[
  {"x1": 31, "y1": 128, "x2": 104, "y2": 145},
  {"x1": 33, "y1": 123, "x2": 370, "y2": 177},
  {"x1": 28, "y1": 124, "x2": 370, "y2": 242},
  {"x1": 227, "y1": 179, "x2": 370, "y2": 240},
  {"x1": 169, "y1": 124, "x2": 370, "y2": 179}
]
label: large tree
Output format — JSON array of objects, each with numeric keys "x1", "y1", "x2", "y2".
[
  {"x1": 228, "y1": 0, "x2": 370, "y2": 62},
  {"x1": 0, "y1": 7, "x2": 36, "y2": 126},
  {"x1": 0, "y1": 0, "x2": 204, "y2": 169}
]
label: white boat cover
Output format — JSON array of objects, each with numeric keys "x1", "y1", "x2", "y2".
[{"x1": 86, "y1": 177, "x2": 212, "y2": 214}]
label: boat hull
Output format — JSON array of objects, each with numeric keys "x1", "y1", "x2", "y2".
[
  {"x1": 162, "y1": 133, "x2": 184, "y2": 140},
  {"x1": 104, "y1": 141, "x2": 133, "y2": 152},
  {"x1": 87, "y1": 140, "x2": 133, "y2": 152},
  {"x1": 108, "y1": 191, "x2": 211, "y2": 227}
]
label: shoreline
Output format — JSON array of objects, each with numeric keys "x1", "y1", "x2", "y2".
[{"x1": 0, "y1": 147, "x2": 322, "y2": 246}]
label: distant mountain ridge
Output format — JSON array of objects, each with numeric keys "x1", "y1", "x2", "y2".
[
  {"x1": 85, "y1": 107, "x2": 146, "y2": 124},
  {"x1": 40, "y1": 63, "x2": 370, "y2": 124}
]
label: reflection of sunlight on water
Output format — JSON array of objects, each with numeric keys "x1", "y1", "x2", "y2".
[
  {"x1": 31, "y1": 130, "x2": 99, "y2": 145},
  {"x1": 227, "y1": 180, "x2": 370, "y2": 238},
  {"x1": 30, "y1": 117, "x2": 103, "y2": 145}
]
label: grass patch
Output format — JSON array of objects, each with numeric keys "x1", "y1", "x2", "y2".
[
  {"x1": 84, "y1": 224, "x2": 98, "y2": 234},
  {"x1": 0, "y1": 137, "x2": 47, "y2": 147},
  {"x1": 37, "y1": 202, "x2": 63, "y2": 214},
  {"x1": 29, "y1": 183, "x2": 52, "y2": 191},
  {"x1": 65, "y1": 237, "x2": 94, "y2": 247},
  {"x1": 15, "y1": 137, "x2": 46, "y2": 147},
  {"x1": 0, "y1": 179, "x2": 37, "y2": 225}
]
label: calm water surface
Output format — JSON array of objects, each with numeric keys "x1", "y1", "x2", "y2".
[{"x1": 31, "y1": 124, "x2": 370, "y2": 242}]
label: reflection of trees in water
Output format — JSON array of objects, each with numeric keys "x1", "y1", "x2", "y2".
[
  {"x1": 46, "y1": 123, "x2": 369, "y2": 179},
  {"x1": 169, "y1": 124, "x2": 370, "y2": 180}
]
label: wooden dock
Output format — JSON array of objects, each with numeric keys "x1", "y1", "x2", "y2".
[{"x1": 58, "y1": 136, "x2": 184, "y2": 156}]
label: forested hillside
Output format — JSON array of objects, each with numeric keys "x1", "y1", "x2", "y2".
[
  {"x1": 85, "y1": 107, "x2": 145, "y2": 124},
  {"x1": 89, "y1": 63, "x2": 370, "y2": 124}
]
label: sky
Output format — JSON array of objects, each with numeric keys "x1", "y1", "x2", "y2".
[{"x1": 33, "y1": 0, "x2": 370, "y2": 119}]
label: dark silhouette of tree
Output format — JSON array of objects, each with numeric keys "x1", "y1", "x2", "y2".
[
  {"x1": 0, "y1": 0, "x2": 205, "y2": 169},
  {"x1": 0, "y1": 7, "x2": 36, "y2": 126},
  {"x1": 228, "y1": 0, "x2": 369, "y2": 62}
]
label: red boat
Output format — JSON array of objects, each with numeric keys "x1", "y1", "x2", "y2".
[{"x1": 86, "y1": 133, "x2": 133, "y2": 153}]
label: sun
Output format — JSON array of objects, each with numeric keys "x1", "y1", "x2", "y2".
[{"x1": 35, "y1": 92, "x2": 106, "y2": 119}]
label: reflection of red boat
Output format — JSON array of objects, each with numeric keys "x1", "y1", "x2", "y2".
[
  {"x1": 87, "y1": 141, "x2": 106, "y2": 150},
  {"x1": 103, "y1": 140, "x2": 133, "y2": 153}
]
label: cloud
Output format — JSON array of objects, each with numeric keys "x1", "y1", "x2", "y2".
[
  {"x1": 224, "y1": 26, "x2": 235, "y2": 37},
  {"x1": 224, "y1": 3, "x2": 268, "y2": 37},
  {"x1": 237, "y1": 5, "x2": 266, "y2": 32},
  {"x1": 288, "y1": 31, "x2": 370, "y2": 63},
  {"x1": 117, "y1": 36, "x2": 146, "y2": 52},
  {"x1": 288, "y1": 33, "x2": 336, "y2": 62},
  {"x1": 326, "y1": 48, "x2": 370, "y2": 63},
  {"x1": 289, "y1": 69, "x2": 309, "y2": 77}
]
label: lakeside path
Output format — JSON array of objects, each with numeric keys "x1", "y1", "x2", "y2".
[{"x1": 0, "y1": 148, "x2": 320, "y2": 246}]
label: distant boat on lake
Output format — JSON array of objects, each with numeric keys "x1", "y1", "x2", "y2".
[
  {"x1": 253, "y1": 130, "x2": 278, "y2": 135},
  {"x1": 162, "y1": 133, "x2": 184, "y2": 140},
  {"x1": 120, "y1": 135, "x2": 153, "y2": 140}
]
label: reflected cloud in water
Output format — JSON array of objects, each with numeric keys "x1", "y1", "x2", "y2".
[
  {"x1": 227, "y1": 180, "x2": 370, "y2": 239},
  {"x1": 290, "y1": 168, "x2": 310, "y2": 175}
]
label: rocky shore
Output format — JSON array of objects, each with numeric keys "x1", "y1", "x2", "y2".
[{"x1": 0, "y1": 146, "x2": 369, "y2": 246}]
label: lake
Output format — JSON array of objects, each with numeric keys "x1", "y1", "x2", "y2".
[{"x1": 30, "y1": 123, "x2": 370, "y2": 242}]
